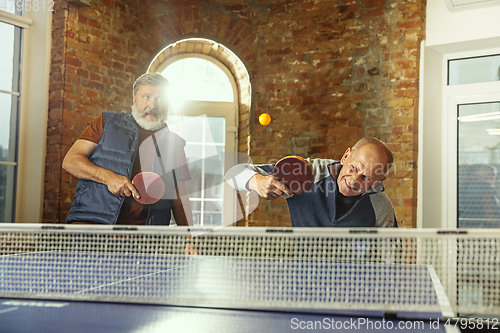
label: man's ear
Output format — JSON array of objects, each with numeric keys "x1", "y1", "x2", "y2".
[
  {"x1": 340, "y1": 148, "x2": 351, "y2": 165},
  {"x1": 370, "y1": 176, "x2": 386, "y2": 188},
  {"x1": 132, "y1": 93, "x2": 136, "y2": 105}
]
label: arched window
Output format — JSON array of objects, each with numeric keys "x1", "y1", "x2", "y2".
[
  {"x1": 155, "y1": 54, "x2": 239, "y2": 227},
  {"x1": 162, "y1": 57, "x2": 233, "y2": 103}
]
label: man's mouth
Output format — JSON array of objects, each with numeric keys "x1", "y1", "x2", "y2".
[
  {"x1": 143, "y1": 109, "x2": 159, "y2": 118},
  {"x1": 344, "y1": 179, "x2": 359, "y2": 193}
]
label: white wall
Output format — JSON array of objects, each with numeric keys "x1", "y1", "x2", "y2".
[
  {"x1": 420, "y1": 0, "x2": 500, "y2": 228},
  {"x1": 427, "y1": 0, "x2": 500, "y2": 52}
]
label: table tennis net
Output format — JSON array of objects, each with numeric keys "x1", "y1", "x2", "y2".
[{"x1": 0, "y1": 225, "x2": 498, "y2": 317}]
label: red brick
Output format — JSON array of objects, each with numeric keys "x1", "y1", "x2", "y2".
[
  {"x1": 78, "y1": 15, "x2": 87, "y2": 25},
  {"x1": 87, "y1": 89, "x2": 98, "y2": 99},
  {"x1": 88, "y1": 18, "x2": 101, "y2": 29},
  {"x1": 89, "y1": 72, "x2": 102, "y2": 82},
  {"x1": 66, "y1": 56, "x2": 82, "y2": 67},
  {"x1": 76, "y1": 69, "x2": 88, "y2": 78},
  {"x1": 363, "y1": 0, "x2": 385, "y2": 8},
  {"x1": 112, "y1": 61, "x2": 124, "y2": 71},
  {"x1": 361, "y1": 7, "x2": 385, "y2": 17}
]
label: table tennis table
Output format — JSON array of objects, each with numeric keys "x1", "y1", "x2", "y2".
[{"x1": 0, "y1": 249, "x2": 459, "y2": 333}]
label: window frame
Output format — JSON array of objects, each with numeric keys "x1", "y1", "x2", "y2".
[
  {"x1": 445, "y1": 90, "x2": 500, "y2": 229},
  {"x1": 157, "y1": 54, "x2": 240, "y2": 227},
  {"x1": 0, "y1": 17, "x2": 22, "y2": 221},
  {"x1": 0, "y1": 9, "x2": 51, "y2": 223},
  {"x1": 420, "y1": 44, "x2": 500, "y2": 229},
  {"x1": 156, "y1": 53, "x2": 239, "y2": 104},
  {"x1": 444, "y1": 49, "x2": 500, "y2": 229}
]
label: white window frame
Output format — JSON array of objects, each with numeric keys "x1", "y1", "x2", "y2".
[
  {"x1": 420, "y1": 44, "x2": 500, "y2": 229},
  {"x1": 444, "y1": 89, "x2": 500, "y2": 229},
  {"x1": 156, "y1": 54, "x2": 239, "y2": 227},
  {"x1": 0, "y1": 9, "x2": 52, "y2": 222},
  {"x1": 0, "y1": 12, "x2": 23, "y2": 221}
]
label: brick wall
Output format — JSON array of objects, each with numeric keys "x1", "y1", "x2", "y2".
[{"x1": 45, "y1": 0, "x2": 425, "y2": 228}]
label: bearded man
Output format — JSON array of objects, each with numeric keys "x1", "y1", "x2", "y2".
[{"x1": 63, "y1": 73, "x2": 192, "y2": 226}]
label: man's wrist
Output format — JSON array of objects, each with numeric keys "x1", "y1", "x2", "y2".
[
  {"x1": 96, "y1": 167, "x2": 113, "y2": 185},
  {"x1": 247, "y1": 174, "x2": 258, "y2": 192}
]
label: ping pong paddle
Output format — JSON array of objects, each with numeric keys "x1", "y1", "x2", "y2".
[
  {"x1": 132, "y1": 171, "x2": 165, "y2": 204},
  {"x1": 271, "y1": 156, "x2": 315, "y2": 195}
]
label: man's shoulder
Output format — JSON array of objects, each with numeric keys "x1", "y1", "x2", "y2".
[
  {"x1": 102, "y1": 112, "x2": 139, "y2": 133},
  {"x1": 367, "y1": 191, "x2": 397, "y2": 227},
  {"x1": 307, "y1": 158, "x2": 338, "y2": 168},
  {"x1": 102, "y1": 111, "x2": 130, "y2": 122},
  {"x1": 368, "y1": 191, "x2": 394, "y2": 209},
  {"x1": 306, "y1": 158, "x2": 339, "y2": 180}
]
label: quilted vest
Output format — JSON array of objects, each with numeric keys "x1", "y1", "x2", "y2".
[{"x1": 66, "y1": 112, "x2": 173, "y2": 225}]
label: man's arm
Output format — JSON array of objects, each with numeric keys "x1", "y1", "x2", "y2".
[
  {"x1": 171, "y1": 181, "x2": 197, "y2": 255},
  {"x1": 171, "y1": 181, "x2": 192, "y2": 226},
  {"x1": 247, "y1": 174, "x2": 293, "y2": 200},
  {"x1": 225, "y1": 163, "x2": 293, "y2": 200},
  {"x1": 62, "y1": 139, "x2": 140, "y2": 199}
]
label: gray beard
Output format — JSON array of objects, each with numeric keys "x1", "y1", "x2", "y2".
[{"x1": 131, "y1": 104, "x2": 167, "y2": 132}]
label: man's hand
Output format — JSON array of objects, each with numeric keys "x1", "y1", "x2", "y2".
[
  {"x1": 184, "y1": 242, "x2": 199, "y2": 255},
  {"x1": 105, "y1": 172, "x2": 140, "y2": 198},
  {"x1": 63, "y1": 139, "x2": 139, "y2": 199},
  {"x1": 248, "y1": 174, "x2": 294, "y2": 200}
]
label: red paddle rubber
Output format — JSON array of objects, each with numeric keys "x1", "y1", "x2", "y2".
[
  {"x1": 272, "y1": 156, "x2": 315, "y2": 195},
  {"x1": 132, "y1": 172, "x2": 165, "y2": 204}
]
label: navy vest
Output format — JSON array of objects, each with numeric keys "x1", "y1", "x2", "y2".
[{"x1": 66, "y1": 112, "x2": 173, "y2": 225}]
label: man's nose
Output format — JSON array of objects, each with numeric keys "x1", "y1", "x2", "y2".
[
  {"x1": 350, "y1": 173, "x2": 362, "y2": 184},
  {"x1": 147, "y1": 98, "x2": 157, "y2": 109},
  {"x1": 147, "y1": 96, "x2": 163, "y2": 109}
]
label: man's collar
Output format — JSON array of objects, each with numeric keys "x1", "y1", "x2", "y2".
[{"x1": 328, "y1": 161, "x2": 342, "y2": 181}]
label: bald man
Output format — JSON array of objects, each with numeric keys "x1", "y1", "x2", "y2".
[{"x1": 225, "y1": 137, "x2": 397, "y2": 227}]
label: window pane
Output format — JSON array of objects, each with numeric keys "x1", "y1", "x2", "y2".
[
  {"x1": 0, "y1": 18, "x2": 21, "y2": 224},
  {"x1": 449, "y1": 54, "x2": 500, "y2": 85},
  {"x1": 457, "y1": 102, "x2": 500, "y2": 228},
  {"x1": 167, "y1": 114, "x2": 227, "y2": 226},
  {"x1": 0, "y1": 164, "x2": 15, "y2": 222},
  {"x1": 0, "y1": 21, "x2": 20, "y2": 92},
  {"x1": 192, "y1": 211, "x2": 202, "y2": 226},
  {"x1": 0, "y1": 165, "x2": 6, "y2": 220},
  {"x1": 183, "y1": 58, "x2": 205, "y2": 80},
  {"x1": 206, "y1": 117, "x2": 225, "y2": 144},
  {"x1": 0, "y1": 0, "x2": 22, "y2": 14},
  {"x1": 204, "y1": 201, "x2": 223, "y2": 226},
  {"x1": 168, "y1": 115, "x2": 203, "y2": 144},
  {"x1": 188, "y1": 200, "x2": 202, "y2": 226},
  {"x1": 185, "y1": 144, "x2": 203, "y2": 198},
  {"x1": 0, "y1": 93, "x2": 18, "y2": 162},
  {"x1": 162, "y1": 58, "x2": 233, "y2": 102},
  {"x1": 190, "y1": 200, "x2": 201, "y2": 211},
  {"x1": 206, "y1": 63, "x2": 228, "y2": 82},
  {"x1": 204, "y1": 153, "x2": 224, "y2": 199}
]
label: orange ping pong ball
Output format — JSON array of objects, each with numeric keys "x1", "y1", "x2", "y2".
[{"x1": 259, "y1": 113, "x2": 271, "y2": 126}]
